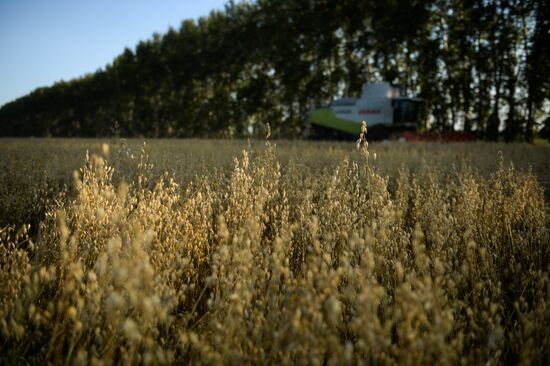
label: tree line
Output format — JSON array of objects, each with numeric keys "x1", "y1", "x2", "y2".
[{"x1": 1, "y1": 0, "x2": 549, "y2": 141}]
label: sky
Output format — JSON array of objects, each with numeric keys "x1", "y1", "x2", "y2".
[{"x1": 0, "y1": 0, "x2": 230, "y2": 107}]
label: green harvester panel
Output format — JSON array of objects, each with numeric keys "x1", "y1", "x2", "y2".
[{"x1": 308, "y1": 108, "x2": 362, "y2": 135}]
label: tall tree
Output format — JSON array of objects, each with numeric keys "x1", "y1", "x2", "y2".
[{"x1": 0, "y1": 0, "x2": 547, "y2": 141}]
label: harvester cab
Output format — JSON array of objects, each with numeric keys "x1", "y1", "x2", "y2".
[{"x1": 306, "y1": 82, "x2": 424, "y2": 140}]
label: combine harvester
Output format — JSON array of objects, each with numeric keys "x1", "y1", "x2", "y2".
[
  {"x1": 306, "y1": 82, "x2": 423, "y2": 140},
  {"x1": 307, "y1": 82, "x2": 473, "y2": 141}
]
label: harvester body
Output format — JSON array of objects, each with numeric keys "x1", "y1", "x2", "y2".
[{"x1": 307, "y1": 82, "x2": 423, "y2": 139}]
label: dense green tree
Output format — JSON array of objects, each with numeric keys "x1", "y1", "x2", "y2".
[
  {"x1": 0, "y1": 0, "x2": 547, "y2": 141},
  {"x1": 524, "y1": 0, "x2": 550, "y2": 142}
]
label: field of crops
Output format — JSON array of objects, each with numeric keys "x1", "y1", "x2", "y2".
[{"x1": 1, "y1": 136, "x2": 550, "y2": 365}]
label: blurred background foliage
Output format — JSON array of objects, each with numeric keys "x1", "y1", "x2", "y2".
[{"x1": 0, "y1": 0, "x2": 549, "y2": 141}]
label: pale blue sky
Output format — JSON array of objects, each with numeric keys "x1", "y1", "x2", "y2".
[{"x1": 0, "y1": 0, "x2": 229, "y2": 107}]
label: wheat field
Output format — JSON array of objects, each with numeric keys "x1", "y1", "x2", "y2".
[{"x1": 1, "y1": 135, "x2": 549, "y2": 365}]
